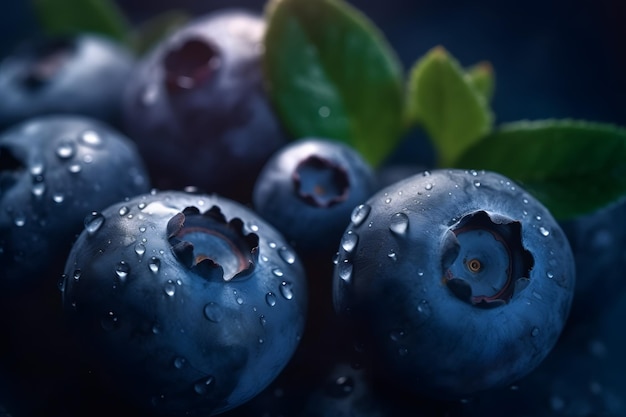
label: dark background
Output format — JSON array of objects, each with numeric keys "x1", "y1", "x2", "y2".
[{"x1": 2, "y1": 0, "x2": 625, "y2": 127}]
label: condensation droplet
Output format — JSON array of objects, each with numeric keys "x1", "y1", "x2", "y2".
[
  {"x1": 203, "y1": 302, "x2": 223, "y2": 322},
  {"x1": 134, "y1": 243, "x2": 146, "y2": 258},
  {"x1": 52, "y1": 193, "x2": 64, "y2": 204},
  {"x1": 118, "y1": 206, "x2": 129, "y2": 216},
  {"x1": 387, "y1": 250, "x2": 397, "y2": 261},
  {"x1": 473, "y1": 180, "x2": 481, "y2": 187},
  {"x1": 539, "y1": 227, "x2": 550, "y2": 237},
  {"x1": 425, "y1": 183, "x2": 433, "y2": 190},
  {"x1": 13, "y1": 214, "x2": 26, "y2": 227},
  {"x1": 265, "y1": 292, "x2": 277, "y2": 307},
  {"x1": 194, "y1": 376, "x2": 215, "y2": 395},
  {"x1": 101, "y1": 311, "x2": 119, "y2": 331},
  {"x1": 279, "y1": 281, "x2": 294, "y2": 300},
  {"x1": 341, "y1": 230, "x2": 358, "y2": 253},
  {"x1": 84, "y1": 212, "x2": 104, "y2": 235},
  {"x1": 173, "y1": 357, "x2": 186, "y2": 369},
  {"x1": 531, "y1": 327, "x2": 540, "y2": 337},
  {"x1": 546, "y1": 271, "x2": 554, "y2": 279},
  {"x1": 350, "y1": 204, "x2": 371, "y2": 227},
  {"x1": 149, "y1": 257, "x2": 161, "y2": 273},
  {"x1": 56, "y1": 141, "x2": 75, "y2": 159},
  {"x1": 389, "y1": 212, "x2": 409, "y2": 235},
  {"x1": 338, "y1": 259, "x2": 353, "y2": 283},
  {"x1": 115, "y1": 261, "x2": 130, "y2": 281},
  {"x1": 80, "y1": 130, "x2": 103, "y2": 147},
  {"x1": 272, "y1": 267, "x2": 284, "y2": 277},
  {"x1": 68, "y1": 163, "x2": 82, "y2": 174},
  {"x1": 278, "y1": 247, "x2": 296, "y2": 264},
  {"x1": 31, "y1": 182, "x2": 46, "y2": 198},
  {"x1": 164, "y1": 280, "x2": 176, "y2": 296}
]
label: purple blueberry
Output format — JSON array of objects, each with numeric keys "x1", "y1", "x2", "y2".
[
  {"x1": 61, "y1": 190, "x2": 307, "y2": 416},
  {"x1": 0, "y1": 35, "x2": 135, "y2": 130},
  {"x1": 332, "y1": 169, "x2": 575, "y2": 399},
  {"x1": 122, "y1": 10, "x2": 286, "y2": 202}
]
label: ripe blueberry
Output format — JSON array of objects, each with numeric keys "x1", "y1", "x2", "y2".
[
  {"x1": 252, "y1": 139, "x2": 376, "y2": 253},
  {"x1": 61, "y1": 190, "x2": 307, "y2": 416},
  {"x1": 0, "y1": 35, "x2": 135, "y2": 130},
  {"x1": 122, "y1": 10, "x2": 286, "y2": 202},
  {"x1": 332, "y1": 169, "x2": 575, "y2": 399}
]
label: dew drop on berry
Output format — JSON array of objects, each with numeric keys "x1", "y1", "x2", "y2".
[
  {"x1": 115, "y1": 261, "x2": 130, "y2": 281},
  {"x1": 265, "y1": 292, "x2": 277, "y2": 307},
  {"x1": 389, "y1": 212, "x2": 409, "y2": 235},
  {"x1": 84, "y1": 212, "x2": 104, "y2": 235},
  {"x1": 118, "y1": 206, "x2": 129, "y2": 216},
  {"x1": 203, "y1": 301, "x2": 223, "y2": 322},
  {"x1": 272, "y1": 267, "x2": 284, "y2": 277},
  {"x1": 539, "y1": 226, "x2": 550, "y2": 237},
  {"x1": 326, "y1": 375, "x2": 355, "y2": 398},
  {"x1": 55, "y1": 141, "x2": 75, "y2": 159},
  {"x1": 337, "y1": 259, "x2": 353, "y2": 283},
  {"x1": 101, "y1": 311, "x2": 119, "y2": 331},
  {"x1": 148, "y1": 257, "x2": 161, "y2": 273},
  {"x1": 278, "y1": 247, "x2": 296, "y2": 264},
  {"x1": 13, "y1": 213, "x2": 26, "y2": 227},
  {"x1": 68, "y1": 163, "x2": 81, "y2": 174},
  {"x1": 164, "y1": 279, "x2": 176, "y2": 296},
  {"x1": 134, "y1": 243, "x2": 146, "y2": 258},
  {"x1": 31, "y1": 182, "x2": 45, "y2": 198},
  {"x1": 279, "y1": 281, "x2": 294, "y2": 300},
  {"x1": 425, "y1": 183, "x2": 433, "y2": 190},
  {"x1": 387, "y1": 250, "x2": 397, "y2": 261},
  {"x1": 52, "y1": 193, "x2": 64, "y2": 204},
  {"x1": 193, "y1": 376, "x2": 215, "y2": 395},
  {"x1": 173, "y1": 357, "x2": 186, "y2": 369},
  {"x1": 341, "y1": 230, "x2": 358, "y2": 253},
  {"x1": 350, "y1": 204, "x2": 371, "y2": 226},
  {"x1": 80, "y1": 130, "x2": 103, "y2": 147}
]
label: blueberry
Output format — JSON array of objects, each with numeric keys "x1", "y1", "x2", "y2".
[
  {"x1": 559, "y1": 197, "x2": 626, "y2": 326},
  {"x1": 0, "y1": 114, "x2": 149, "y2": 416},
  {"x1": 252, "y1": 139, "x2": 377, "y2": 253},
  {"x1": 0, "y1": 35, "x2": 135, "y2": 130},
  {"x1": 122, "y1": 10, "x2": 286, "y2": 203},
  {"x1": 61, "y1": 190, "x2": 307, "y2": 416},
  {"x1": 0, "y1": 115, "x2": 150, "y2": 292},
  {"x1": 332, "y1": 169, "x2": 575, "y2": 399}
]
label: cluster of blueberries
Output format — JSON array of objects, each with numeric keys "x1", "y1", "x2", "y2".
[{"x1": 0, "y1": 8, "x2": 625, "y2": 417}]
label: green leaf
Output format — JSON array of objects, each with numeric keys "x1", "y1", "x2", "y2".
[
  {"x1": 465, "y1": 61, "x2": 495, "y2": 102},
  {"x1": 407, "y1": 46, "x2": 493, "y2": 167},
  {"x1": 32, "y1": 0, "x2": 131, "y2": 43},
  {"x1": 455, "y1": 120, "x2": 626, "y2": 220},
  {"x1": 263, "y1": 0, "x2": 406, "y2": 167},
  {"x1": 129, "y1": 10, "x2": 191, "y2": 55}
]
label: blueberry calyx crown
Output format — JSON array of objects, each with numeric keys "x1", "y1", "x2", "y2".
[
  {"x1": 163, "y1": 37, "x2": 221, "y2": 94},
  {"x1": 293, "y1": 155, "x2": 350, "y2": 208},
  {"x1": 167, "y1": 205, "x2": 259, "y2": 281},
  {"x1": 442, "y1": 210, "x2": 534, "y2": 308},
  {"x1": 19, "y1": 37, "x2": 76, "y2": 91}
]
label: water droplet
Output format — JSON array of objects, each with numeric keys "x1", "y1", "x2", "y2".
[
  {"x1": 265, "y1": 292, "x2": 277, "y2": 307},
  {"x1": 425, "y1": 183, "x2": 433, "y2": 190},
  {"x1": 118, "y1": 206, "x2": 129, "y2": 216},
  {"x1": 31, "y1": 182, "x2": 46, "y2": 198},
  {"x1": 350, "y1": 204, "x2": 371, "y2": 226},
  {"x1": 52, "y1": 193, "x2": 64, "y2": 204},
  {"x1": 390, "y1": 329, "x2": 405, "y2": 342},
  {"x1": 279, "y1": 281, "x2": 294, "y2": 300},
  {"x1": 259, "y1": 315, "x2": 266, "y2": 326},
  {"x1": 531, "y1": 327, "x2": 540, "y2": 337},
  {"x1": 68, "y1": 163, "x2": 82, "y2": 174},
  {"x1": 539, "y1": 227, "x2": 550, "y2": 237},
  {"x1": 327, "y1": 375, "x2": 355, "y2": 398},
  {"x1": 139, "y1": 226, "x2": 146, "y2": 233},
  {"x1": 164, "y1": 280, "x2": 176, "y2": 296},
  {"x1": 73, "y1": 269, "x2": 82, "y2": 281},
  {"x1": 387, "y1": 250, "x2": 397, "y2": 261},
  {"x1": 341, "y1": 230, "x2": 358, "y2": 253},
  {"x1": 389, "y1": 212, "x2": 409, "y2": 235},
  {"x1": 247, "y1": 222, "x2": 259, "y2": 232},
  {"x1": 149, "y1": 257, "x2": 161, "y2": 273},
  {"x1": 101, "y1": 311, "x2": 119, "y2": 331},
  {"x1": 80, "y1": 130, "x2": 103, "y2": 147},
  {"x1": 272, "y1": 267, "x2": 284, "y2": 277},
  {"x1": 384, "y1": 197, "x2": 392, "y2": 204},
  {"x1": 337, "y1": 260, "x2": 353, "y2": 283},
  {"x1": 194, "y1": 376, "x2": 215, "y2": 395},
  {"x1": 278, "y1": 247, "x2": 296, "y2": 264},
  {"x1": 203, "y1": 302, "x2": 223, "y2": 322},
  {"x1": 473, "y1": 180, "x2": 481, "y2": 187},
  {"x1": 535, "y1": 215, "x2": 542, "y2": 221},
  {"x1": 84, "y1": 212, "x2": 104, "y2": 235},
  {"x1": 134, "y1": 243, "x2": 146, "y2": 257},
  {"x1": 13, "y1": 214, "x2": 26, "y2": 227},
  {"x1": 56, "y1": 141, "x2": 75, "y2": 159},
  {"x1": 546, "y1": 271, "x2": 554, "y2": 279},
  {"x1": 173, "y1": 357, "x2": 186, "y2": 369},
  {"x1": 115, "y1": 261, "x2": 130, "y2": 281}
]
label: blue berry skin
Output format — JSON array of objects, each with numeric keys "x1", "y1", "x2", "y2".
[
  {"x1": 61, "y1": 190, "x2": 307, "y2": 416},
  {"x1": 332, "y1": 169, "x2": 575, "y2": 400},
  {"x1": 0, "y1": 35, "x2": 135, "y2": 131},
  {"x1": 252, "y1": 139, "x2": 377, "y2": 253},
  {"x1": 122, "y1": 10, "x2": 286, "y2": 203},
  {"x1": 0, "y1": 115, "x2": 150, "y2": 292},
  {"x1": 559, "y1": 197, "x2": 626, "y2": 326}
]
